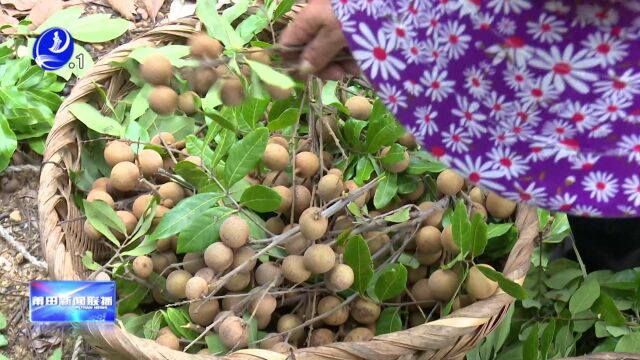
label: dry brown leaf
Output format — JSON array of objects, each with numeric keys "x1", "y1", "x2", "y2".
[
  {"x1": 27, "y1": 0, "x2": 64, "y2": 30},
  {"x1": 105, "y1": 0, "x2": 136, "y2": 20},
  {"x1": 143, "y1": 0, "x2": 164, "y2": 21},
  {"x1": 0, "y1": 0, "x2": 38, "y2": 11}
]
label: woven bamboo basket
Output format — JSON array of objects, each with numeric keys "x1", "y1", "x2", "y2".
[{"x1": 38, "y1": 14, "x2": 542, "y2": 360}]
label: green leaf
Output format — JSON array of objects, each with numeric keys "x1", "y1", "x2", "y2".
[
  {"x1": 81, "y1": 251, "x2": 101, "y2": 271},
  {"x1": 487, "y1": 223, "x2": 513, "y2": 239},
  {"x1": 375, "y1": 307, "x2": 402, "y2": 335},
  {"x1": 569, "y1": 278, "x2": 600, "y2": 314},
  {"x1": 224, "y1": 127, "x2": 269, "y2": 187},
  {"x1": 242, "y1": 313, "x2": 259, "y2": 347},
  {"x1": 240, "y1": 97, "x2": 269, "y2": 129},
  {"x1": 354, "y1": 156, "x2": 375, "y2": 186},
  {"x1": 273, "y1": 0, "x2": 295, "y2": 18},
  {"x1": 0, "y1": 334, "x2": 7, "y2": 347},
  {"x1": 539, "y1": 320, "x2": 556, "y2": 360},
  {"x1": 68, "y1": 14, "x2": 130, "y2": 43},
  {"x1": 47, "y1": 348, "x2": 63, "y2": 360},
  {"x1": 211, "y1": 128, "x2": 236, "y2": 167},
  {"x1": 205, "y1": 335, "x2": 228, "y2": 355},
  {"x1": 164, "y1": 307, "x2": 198, "y2": 340},
  {"x1": 236, "y1": 14, "x2": 269, "y2": 43},
  {"x1": 344, "y1": 235, "x2": 374, "y2": 295},
  {"x1": 240, "y1": 185, "x2": 282, "y2": 212},
  {"x1": 35, "y1": 7, "x2": 83, "y2": 33},
  {"x1": 123, "y1": 121, "x2": 150, "y2": 154},
  {"x1": 615, "y1": 333, "x2": 640, "y2": 353},
  {"x1": 374, "y1": 263, "x2": 407, "y2": 302},
  {"x1": 143, "y1": 311, "x2": 164, "y2": 340},
  {"x1": 130, "y1": 84, "x2": 152, "y2": 121},
  {"x1": 593, "y1": 293, "x2": 626, "y2": 326},
  {"x1": 452, "y1": 199, "x2": 471, "y2": 254},
  {"x1": 545, "y1": 213, "x2": 571, "y2": 243},
  {"x1": 150, "y1": 193, "x2": 222, "y2": 241},
  {"x1": 397, "y1": 253, "x2": 420, "y2": 269},
  {"x1": 522, "y1": 323, "x2": 539, "y2": 360},
  {"x1": 476, "y1": 265, "x2": 527, "y2": 300},
  {"x1": 470, "y1": 213, "x2": 488, "y2": 257},
  {"x1": 129, "y1": 45, "x2": 192, "y2": 67},
  {"x1": 177, "y1": 207, "x2": 234, "y2": 253},
  {"x1": 197, "y1": 0, "x2": 243, "y2": 48},
  {"x1": 222, "y1": 0, "x2": 250, "y2": 22},
  {"x1": 384, "y1": 208, "x2": 410, "y2": 223},
  {"x1": 246, "y1": 59, "x2": 295, "y2": 89},
  {"x1": 343, "y1": 119, "x2": 368, "y2": 150},
  {"x1": 374, "y1": 172, "x2": 398, "y2": 209},
  {"x1": 0, "y1": 114, "x2": 17, "y2": 171},
  {"x1": 380, "y1": 143, "x2": 406, "y2": 165},
  {"x1": 320, "y1": 81, "x2": 348, "y2": 113},
  {"x1": 0, "y1": 312, "x2": 6, "y2": 330},
  {"x1": 545, "y1": 268, "x2": 583, "y2": 289},
  {"x1": 267, "y1": 108, "x2": 299, "y2": 131},
  {"x1": 406, "y1": 151, "x2": 447, "y2": 175},
  {"x1": 156, "y1": 115, "x2": 195, "y2": 140},
  {"x1": 175, "y1": 161, "x2": 212, "y2": 190},
  {"x1": 537, "y1": 208, "x2": 551, "y2": 232},
  {"x1": 365, "y1": 107, "x2": 404, "y2": 152},
  {"x1": 82, "y1": 199, "x2": 125, "y2": 246},
  {"x1": 69, "y1": 103, "x2": 123, "y2": 137}
]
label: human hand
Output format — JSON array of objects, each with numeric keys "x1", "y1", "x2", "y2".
[{"x1": 279, "y1": 0, "x2": 360, "y2": 80}]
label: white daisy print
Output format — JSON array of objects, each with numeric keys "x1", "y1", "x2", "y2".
[
  {"x1": 488, "y1": 0, "x2": 532, "y2": 15},
  {"x1": 542, "y1": 119, "x2": 576, "y2": 139},
  {"x1": 471, "y1": 12, "x2": 494, "y2": 30},
  {"x1": 573, "y1": 4, "x2": 599, "y2": 28},
  {"x1": 352, "y1": 23, "x2": 406, "y2": 80},
  {"x1": 483, "y1": 92, "x2": 513, "y2": 120},
  {"x1": 549, "y1": 193, "x2": 577, "y2": 212},
  {"x1": 590, "y1": 94, "x2": 632, "y2": 122},
  {"x1": 594, "y1": 69, "x2": 640, "y2": 100},
  {"x1": 591, "y1": 6, "x2": 619, "y2": 28},
  {"x1": 452, "y1": 95, "x2": 487, "y2": 137},
  {"x1": 496, "y1": 18, "x2": 517, "y2": 35},
  {"x1": 464, "y1": 66, "x2": 492, "y2": 99},
  {"x1": 504, "y1": 182, "x2": 547, "y2": 205},
  {"x1": 508, "y1": 102, "x2": 542, "y2": 126},
  {"x1": 442, "y1": 124, "x2": 472, "y2": 153},
  {"x1": 617, "y1": 134, "x2": 640, "y2": 164},
  {"x1": 582, "y1": 32, "x2": 628, "y2": 68},
  {"x1": 425, "y1": 39, "x2": 449, "y2": 69},
  {"x1": 501, "y1": 117, "x2": 535, "y2": 142},
  {"x1": 571, "y1": 205, "x2": 603, "y2": 217},
  {"x1": 503, "y1": 65, "x2": 533, "y2": 90},
  {"x1": 553, "y1": 101, "x2": 597, "y2": 132},
  {"x1": 517, "y1": 76, "x2": 559, "y2": 108},
  {"x1": 489, "y1": 127, "x2": 518, "y2": 147},
  {"x1": 334, "y1": 0, "x2": 360, "y2": 16},
  {"x1": 459, "y1": 0, "x2": 481, "y2": 17},
  {"x1": 588, "y1": 123, "x2": 613, "y2": 139},
  {"x1": 487, "y1": 146, "x2": 530, "y2": 180},
  {"x1": 378, "y1": 83, "x2": 407, "y2": 112},
  {"x1": 402, "y1": 40, "x2": 429, "y2": 64},
  {"x1": 616, "y1": 205, "x2": 637, "y2": 217},
  {"x1": 582, "y1": 171, "x2": 619, "y2": 203},
  {"x1": 622, "y1": 175, "x2": 640, "y2": 207},
  {"x1": 486, "y1": 35, "x2": 534, "y2": 67},
  {"x1": 569, "y1": 153, "x2": 600, "y2": 171},
  {"x1": 428, "y1": 145, "x2": 452, "y2": 165},
  {"x1": 414, "y1": 106, "x2": 438, "y2": 136},
  {"x1": 359, "y1": 0, "x2": 390, "y2": 17},
  {"x1": 437, "y1": 20, "x2": 471, "y2": 60},
  {"x1": 335, "y1": 11, "x2": 357, "y2": 33},
  {"x1": 452, "y1": 155, "x2": 506, "y2": 192},
  {"x1": 544, "y1": 1, "x2": 570, "y2": 16},
  {"x1": 527, "y1": 13, "x2": 567, "y2": 43},
  {"x1": 529, "y1": 44, "x2": 599, "y2": 94},
  {"x1": 382, "y1": 15, "x2": 417, "y2": 48},
  {"x1": 424, "y1": 9, "x2": 441, "y2": 35},
  {"x1": 420, "y1": 68, "x2": 455, "y2": 102},
  {"x1": 403, "y1": 79, "x2": 423, "y2": 96}
]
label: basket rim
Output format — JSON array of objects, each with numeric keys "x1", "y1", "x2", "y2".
[{"x1": 37, "y1": 16, "x2": 539, "y2": 360}]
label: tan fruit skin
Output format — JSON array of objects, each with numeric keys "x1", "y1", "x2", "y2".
[
  {"x1": 415, "y1": 226, "x2": 443, "y2": 254},
  {"x1": 282, "y1": 255, "x2": 311, "y2": 283},
  {"x1": 344, "y1": 327, "x2": 374, "y2": 342},
  {"x1": 263, "y1": 143, "x2": 289, "y2": 171},
  {"x1": 317, "y1": 174, "x2": 343, "y2": 202},
  {"x1": 318, "y1": 296, "x2": 349, "y2": 326},
  {"x1": 465, "y1": 265, "x2": 499, "y2": 300},
  {"x1": 381, "y1": 147, "x2": 410, "y2": 173},
  {"x1": 104, "y1": 141, "x2": 134, "y2": 167},
  {"x1": 139, "y1": 149, "x2": 163, "y2": 178},
  {"x1": 428, "y1": 269, "x2": 459, "y2": 301},
  {"x1": 299, "y1": 207, "x2": 329, "y2": 241},
  {"x1": 437, "y1": 169, "x2": 464, "y2": 196},
  {"x1": 325, "y1": 264, "x2": 354, "y2": 292},
  {"x1": 220, "y1": 216, "x2": 249, "y2": 248},
  {"x1": 110, "y1": 161, "x2": 140, "y2": 192},
  {"x1": 486, "y1": 192, "x2": 517, "y2": 219},
  {"x1": 345, "y1": 96, "x2": 372, "y2": 120},
  {"x1": 277, "y1": 314, "x2": 304, "y2": 343},
  {"x1": 204, "y1": 242, "x2": 234, "y2": 272},
  {"x1": 303, "y1": 244, "x2": 335, "y2": 274},
  {"x1": 166, "y1": 270, "x2": 192, "y2": 299},
  {"x1": 441, "y1": 224, "x2": 460, "y2": 253},
  {"x1": 411, "y1": 278, "x2": 434, "y2": 302},
  {"x1": 351, "y1": 298, "x2": 381, "y2": 324}
]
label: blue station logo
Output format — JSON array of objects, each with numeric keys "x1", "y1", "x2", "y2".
[{"x1": 32, "y1": 27, "x2": 74, "y2": 71}]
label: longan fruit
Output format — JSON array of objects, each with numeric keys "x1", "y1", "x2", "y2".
[
  {"x1": 262, "y1": 171, "x2": 291, "y2": 187},
  {"x1": 351, "y1": 298, "x2": 380, "y2": 325},
  {"x1": 440, "y1": 224, "x2": 459, "y2": 253},
  {"x1": 310, "y1": 328, "x2": 334, "y2": 346},
  {"x1": 115, "y1": 211, "x2": 137, "y2": 240},
  {"x1": 486, "y1": 192, "x2": 516, "y2": 219},
  {"x1": 333, "y1": 215, "x2": 353, "y2": 231},
  {"x1": 185, "y1": 276, "x2": 208, "y2": 300},
  {"x1": 132, "y1": 256, "x2": 153, "y2": 278},
  {"x1": 152, "y1": 205, "x2": 169, "y2": 226},
  {"x1": 83, "y1": 221, "x2": 102, "y2": 240},
  {"x1": 418, "y1": 201, "x2": 444, "y2": 228},
  {"x1": 94, "y1": 271, "x2": 111, "y2": 281},
  {"x1": 294, "y1": 151, "x2": 320, "y2": 179},
  {"x1": 428, "y1": 269, "x2": 459, "y2": 302},
  {"x1": 231, "y1": 246, "x2": 257, "y2": 272},
  {"x1": 344, "y1": 327, "x2": 374, "y2": 342},
  {"x1": 188, "y1": 33, "x2": 223, "y2": 59},
  {"x1": 166, "y1": 269, "x2": 193, "y2": 299},
  {"x1": 325, "y1": 264, "x2": 354, "y2": 292},
  {"x1": 215, "y1": 64, "x2": 232, "y2": 78},
  {"x1": 225, "y1": 271, "x2": 251, "y2": 292},
  {"x1": 265, "y1": 216, "x2": 285, "y2": 235},
  {"x1": 184, "y1": 155, "x2": 202, "y2": 167},
  {"x1": 178, "y1": 91, "x2": 198, "y2": 115},
  {"x1": 411, "y1": 278, "x2": 434, "y2": 302},
  {"x1": 365, "y1": 231, "x2": 390, "y2": 254},
  {"x1": 221, "y1": 294, "x2": 245, "y2": 312},
  {"x1": 157, "y1": 326, "x2": 172, "y2": 337},
  {"x1": 255, "y1": 262, "x2": 283, "y2": 286},
  {"x1": 156, "y1": 237, "x2": 172, "y2": 252},
  {"x1": 220, "y1": 215, "x2": 249, "y2": 248},
  {"x1": 277, "y1": 314, "x2": 304, "y2": 343},
  {"x1": 303, "y1": 243, "x2": 335, "y2": 274},
  {"x1": 183, "y1": 252, "x2": 206, "y2": 274},
  {"x1": 416, "y1": 249, "x2": 442, "y2": 265},
  {"x1": 398, "y1": 132, "x2": 418, "y2": 150},
  {"x1": 92, "y1": 177, "x2": 111, "y2": 191},
  {"x1": 151, "y1": 253, "x2": 171, "y2": 273},
  {"x1": 256, "y1": 313, "x2": 272, "y2": 330},
  {"x1": 263, "y1": 143, "x2": 289, "y2": 171},
  {"x1": 155, "y1": 332, "x2": 180, "y2": 350},
  {"x1": 104, "y1": 141, "x2": 134, "y2": 167},
  {"x1": 141, "y1": 53, "x2": 172, "y2": 86},
  {"x1": 219, "y1": 316, "x2": 249, "y2": 349},
  {"x1": 469, "y1": 187, "x2": 486, "y2": 205},
  {"x1": 437, "y1": 169, "x2": 464, "y2": 196},
  {"x1": 290, "y1": 185, "x2": 312, "y2": 217},
  {"x1": 87, "y1": 189, "x2": 115, "y2": 208},
  {"x1": 259, "y1": 334, "x2": 284, "y2": 350},
  {"x1": 271, "y1": 342, "x2": 295, "y2": 353},
  {"x1": 266, "y1": 84, "x2": 293, "y2": 100},
  {"x1": 250, "y1": 294, "x2": 277, "y2": 318},
  {"x1": 408, "y1": 265, "x2": 428, "y2": 284},
  {"x1": 149, "y1": 85, "x2": 178, "y2": 115},
  {"x1": 138, "y1": 149, "x2": 163, "y2": 178},
  {"x1": 317, "y1": 174, "x2": 343, "y2": 202},
  {"x1": 380, "y1": 146, "x2": 410, "y2": 173},
  {"x1": 221, "y1": 76, "x2": 245, "y2": 106},
  {"x1": 194, "y1": 267, "x2": 215, "y2": 282},
  {"x1": 158, "y1": 182, "x2": 185, "y2": 208},
  {"x1": 299, "y1": 207, "x2": 328, "y2": 241},
  {"x1": 345, "y1": 96, "x2": 372, "y2": 120},
  {"x1": 283, "y1": 228, "x2": 310, "y2": 255},
  {"x1": 246, "y1": 47, "x2": 271, "y2": 64},
  {"x1": 328, "y1": 168, "x2": 343, "y2": 177},
  {"x1": 344, "y1": 180, "x2": 367, "y2": 207},
  {"x1": 151, "y1": 132, "x2": 176, "y2": 146},
  {"x1": 110, "y1": 161, "x2": 140, "y2": 192},
  {"x1": 322, "y1": 151, "x2": 333, "y2": 169},
  {"x1": 465, "y1": 265, "x2": 498, "y2": 300},
  {"x1": 415, "y1": 226, "x2": 442, "y2": 254},
  {"x1": 269, "y1": 136, "x2": 289, "y2": 149},
  {"x1": 205, "y1": 242, "x2": 234, "y2": 272},
  {"x1": 318, "y1": 296, "x2": 349, "y2": 326},
  {"x1": 316, "y1": 115, "x2": 338, "y2": 143},
  {"x1": 459, "y1": 294, "x2": 476, "y2": 308},
  {"x1": 471, "y1": 202, "x2": 488, "y2": 221},
  {"x1": 191, "y1": 67, "x2": 218, "y2": 96},
  {"x1": 282, "y1": 255, "x2": 311, "y2": 283},
  {"x1": 403, "y1": 180, "x2": 425, "y2": 202},
  {"x1": 213, "y1": 311, "x2": 233, "y2": 332}
]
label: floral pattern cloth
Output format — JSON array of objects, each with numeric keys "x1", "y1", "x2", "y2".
[{"x1": 332, "y1": 0, "x2": 640, "y2": 217}]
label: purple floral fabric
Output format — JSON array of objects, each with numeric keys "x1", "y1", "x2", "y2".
[{"x1": 332, "y1": 0, "x2": 640, "y2": 217}]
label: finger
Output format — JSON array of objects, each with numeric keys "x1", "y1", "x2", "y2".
[
  {"x1": 279, "y1": 2, "x2": 324, "y2": 48},
  {"x1": 339, "y1": 60, "x2": 361, "y2": 76},
  {"x1": 316, "y1": 63, "x2": 347, "y2": 81},
  {"x1": 300, "y1": 26, "x2": 348, "y2": 74}
]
